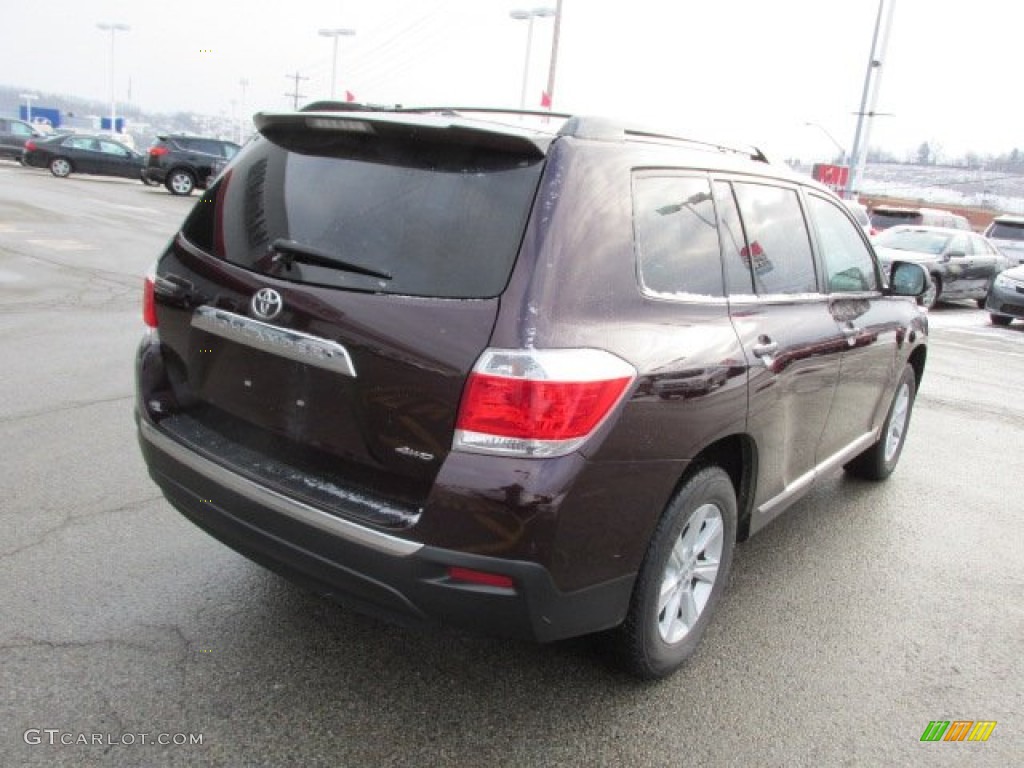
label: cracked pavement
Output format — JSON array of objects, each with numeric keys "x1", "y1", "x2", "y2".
[{"x1": 1, "y1": 161, "x2": 1022, "y2": 767}]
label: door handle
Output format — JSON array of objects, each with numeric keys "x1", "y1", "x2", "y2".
[{"x1": 751, "y1": 338, "x2": 778, "y2": 359}]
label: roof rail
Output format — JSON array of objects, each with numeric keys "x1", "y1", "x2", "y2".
[{"x1": 558, "y1": 117, "x2": 769, "y2": 163}]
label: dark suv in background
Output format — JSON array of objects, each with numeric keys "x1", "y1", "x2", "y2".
[
  {"x1": 142, "y1": 134, "x2": 239, "y2": 195},
  {"x1": 0, "y1": 117, "x2": 45, "y2": 161},
  {"x1": 136, "y1": 106, "x2": 929, "y2": 678}
]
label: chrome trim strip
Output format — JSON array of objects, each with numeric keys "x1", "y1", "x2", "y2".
[
  {"x1": 191, "y1": 306, "x2": 356, "y2": 378},
  {"x1": 140, "y1": 420, "x2": 422, "y2": 557},
  {"x1": 757, "y1": 429, "x2": 880, "y2": 517}
]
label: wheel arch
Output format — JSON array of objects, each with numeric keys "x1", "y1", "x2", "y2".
[
  {"x1": 907, "y1": 345, "x2": 927, "y2": 391},
  {"x1": 677, "y1": 433, "x2": 758, "y2": 543}
]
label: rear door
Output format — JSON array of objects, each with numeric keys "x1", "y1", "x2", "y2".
[
  {"x1": 150, "y1": 113, "x2": 547, "y2": 516},
  {"x1": 718, "y1": 180, "x2": 845, "y2": 524}
]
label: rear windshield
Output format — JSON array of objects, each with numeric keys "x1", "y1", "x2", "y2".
[
  {"x1": 870, "y1": 210, "x2": 921, "y2": 230},
  {"x1": 181, "y1": 129, "x2": 544, "y2": 298},
  {"x1": 987, "y1": 221, "x2": 1024, "y2": 241}
]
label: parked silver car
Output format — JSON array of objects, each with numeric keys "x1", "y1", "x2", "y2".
[{"x1": 983, "y1": 215, "x2": 1024, "y2": 267}]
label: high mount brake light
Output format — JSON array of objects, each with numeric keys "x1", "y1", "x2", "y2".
[{"x1": 454, "y1": 348, "x2": 636, "y2": 458}]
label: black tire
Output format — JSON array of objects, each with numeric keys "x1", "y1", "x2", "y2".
[
  {"x1": 166, "y1": 169, "x2": 195, "y2": 196},
  {"x1": 49, "y1": 157, "x2": 72, "y2": 178},
  {"x1": 613, "y1": 467, "x2": 737, "y2": 679},
  {"x1": 975, "y1": 297, "x2": 987, "y2": 309},
  {"x1": 844, "y1": 363, "x2": 917, "y2": 481},
  {"x1": 990, "y1": 314, "x2": 1012, "y2": 327}
]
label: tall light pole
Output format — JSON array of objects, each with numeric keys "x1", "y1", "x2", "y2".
[
  {"x1": 845, "y1": 0, "x2": 897, "y2": 198},
  {"x1": 97, "y1": 21, "x2": 130, "y2": 135},
  {"x1": 319, "y1": 28, "x2": 356, "y2": 100},
  {"x1": 544, "y1": 0, "x2": 563, "y2": 109},
  {"x1": 18, "y1": 93, "x2": 39, "y2": 124},
  {"x1": 510, "y1": 8, "x2": 556, "y2": 110}
]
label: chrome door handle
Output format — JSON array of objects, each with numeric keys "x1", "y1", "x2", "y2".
[{"x1": 752, "y1": 340, "x2": 778, "y2": 358}]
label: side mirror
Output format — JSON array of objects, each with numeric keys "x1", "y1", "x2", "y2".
[{"x1": 889, "y1": 261, "x2": 928, "y2": 297}]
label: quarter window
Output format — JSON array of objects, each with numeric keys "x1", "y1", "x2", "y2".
[
  {"x1": 633, "y1": 175, "x2": 724, "y2": 298},
  {"x1": 732, "y1": 183, "x2": 818, "y2": 295},
  {"x1": 808, "y1": 195, "x2": 879, "y2": 293}
]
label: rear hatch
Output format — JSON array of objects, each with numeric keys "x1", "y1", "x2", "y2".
[
  {"x1": 146, "y1": 111, "x2": 549, "y2": 527},
  {"x1": 869, "y1": 207, "x2": 922, "y2": 231}
]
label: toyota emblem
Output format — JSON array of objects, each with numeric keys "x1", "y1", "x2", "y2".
[{"x1": 251, "y1": 288, "x2": 283, "y2": 321}]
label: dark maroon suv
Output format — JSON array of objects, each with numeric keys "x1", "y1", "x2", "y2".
[{"x1": 136, "y1": 107, "x2": 929, "y2": 677}]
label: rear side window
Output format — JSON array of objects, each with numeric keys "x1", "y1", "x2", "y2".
[
  {"x1": 732, "y1": 183, "x2": 818, "y2": 295},
  {"x1": 633, "y1": 175, "x2": 724, "y2": 298},
  {"x1": 182, "y1": 128, "x2": 545, "y2": 299}
]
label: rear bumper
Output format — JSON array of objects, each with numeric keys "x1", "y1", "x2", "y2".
[
  {"x1": 142, "y1": 166, "x2": 166, "y2": 184},
  {"x1": 137, "y1": 414, "x2": 635, "y2": 642}
]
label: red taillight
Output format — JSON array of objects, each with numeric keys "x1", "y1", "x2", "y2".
[
  {"x1": 454, "y1": 348, "x2": 636, "y2": 458},
  {"x1": 143, "y1": 274, "x2": 158, "y2": 328},
  {"x1": 148, "y1": 146, "x2": 169, "y2": 157},
  {"x1": 25, "y1": 140, "x2": 37, "y2": 151},
  {"x1": 447, "y1": 566, "x2": 515, "y2": 590}
]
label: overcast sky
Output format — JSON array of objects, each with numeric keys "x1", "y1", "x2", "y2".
[{"x1": 1, "y1": 0, "x2": 1018, "y2": 162}]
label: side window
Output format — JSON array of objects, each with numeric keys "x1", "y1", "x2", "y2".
[
  {"x1": 807, "y1": 195, "x2": 879, "y2": 293},
  {"x1": 949, "y1": 234, "x2": 968, "y2": 256},
  {"x1": 633, "y1": 175, "x2": 724, "y2": 298},
  {"x1": 12, "y1": 122, "x2": 33, "y2": 137},
  {"x1": 98, "y1": 141, "x2": 126, "y2": 156},
  {"x1": 223, "y1": 144, "x2": 239, "y2": 159},
  {"x1": 732, "y1": 182, "x2": 818, "y2": 295},
  {"x1": 713, "y1": 181, "x2": 754, "y2": 296}
]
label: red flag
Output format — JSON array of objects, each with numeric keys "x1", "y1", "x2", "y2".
[
  {"x1": 540, "y1": 91, "x2": 552, "y2": 109},
  {"x1": 345, "y1": 90, "x2": 356, "y2": 103}
]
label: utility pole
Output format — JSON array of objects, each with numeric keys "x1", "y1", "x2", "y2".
[{"x1": 285, "y1": 71, "x2": 309, "y2": 110}]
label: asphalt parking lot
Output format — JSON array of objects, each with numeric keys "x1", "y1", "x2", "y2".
[{"x1": 1, "y1": 162, "x2": 1021, "y2": 767}]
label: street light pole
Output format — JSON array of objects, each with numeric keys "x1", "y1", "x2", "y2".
[
  {"x1": 845, "y1": 0, "x2": 896, "y2": 198},
  {"x1": 510, "y1": 8, "x2": 556, "y2": 110},
  {"x1": 97, "y1": 22, "x2": 130, "y2": 135},
  {"x1": 544, "y1": 0, "x2": 563, "y2": 109},
  {"x1": 319, "y1": 28, "x2": 356, "y2": 100}
]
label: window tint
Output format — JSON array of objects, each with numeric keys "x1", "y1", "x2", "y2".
[
  {"x1": 732, "y1": 183, "x2": 817, "y2": 295},
  {"x1": 98, "y1": 140, "x2": 127, "y2": 155},
  {"x1": 808, "y1": 195, "x2": 878, "y2": 293},
  {"x1": 183, "y1": 131, "x2": 544, "y2": 299},
  {"x1": 66, "y1": 137, "x2": 97, "y2": 150},
  {"x1": 633, "y1": 176, "x2": 723, "y2": 298},
  {"x1": 713, "y1": 181, "x2": 754, "y2": 296},
  {"x1": 987, "y1": 222, "x2": 1024, "y2": 241},
  {"x1": 11, "y1": 122, "x2": 33, "y2": 137}
]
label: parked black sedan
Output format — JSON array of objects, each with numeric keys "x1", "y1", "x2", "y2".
[
  {"x1": 22, "y1": 134, "x2": 144, "y2": 180},
  {"x1": 874, "y1": 225, "x2": 1005, "y2": 308},
  {"x1": 985, "y1": 264, "x2": 1024, "y2": 326}
]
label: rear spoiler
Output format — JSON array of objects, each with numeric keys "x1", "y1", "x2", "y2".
[{"x1": 253, "y1": 111, "x2": 553, "y2": 158}]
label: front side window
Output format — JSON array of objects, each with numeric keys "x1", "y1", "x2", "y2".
[
  {"x1": 633, "y1": 175, "x2": 723, "y2": 298},
  {"x1": 808, "y1": 195, "x2": 879, "y2": 293},
  {"x1": 732, "y1": 183, "x2": 818, "y2": 295}
]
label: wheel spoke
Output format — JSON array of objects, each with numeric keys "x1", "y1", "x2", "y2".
[
  {"x1": 660, "y1": 586, "x2": 683, "y2": 632},
  {"x1": 693, "y1": 514, "x2": 723, "y2": 557},
  {"x1": 692, "y1": 558, "x2": 720, "y2": 584},
  {"x1": 679, "y1": 587, "x2": 699, "y2": 629}
]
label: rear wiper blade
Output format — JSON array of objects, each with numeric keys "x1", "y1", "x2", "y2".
[{"x1": 271, "y1": 238, "x2": 392, "y2": 280}]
